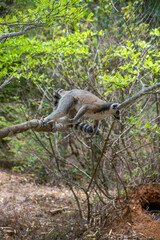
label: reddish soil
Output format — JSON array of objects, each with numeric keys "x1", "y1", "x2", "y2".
[{"x1": 108, "y1": 183, "x2": 160, "y2": 240}]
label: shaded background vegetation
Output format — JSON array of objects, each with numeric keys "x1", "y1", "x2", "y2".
[{"x1": 0, "y1": 0, "x2": 160, "y2": 231}]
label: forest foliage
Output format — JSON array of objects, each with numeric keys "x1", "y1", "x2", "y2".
[{"x1": 0, "y1": 0, "x2": 160, "y2": 219}]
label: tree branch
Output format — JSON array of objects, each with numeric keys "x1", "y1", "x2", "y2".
[
  {"x1": 0, "y1": 120, "x2": 69, "y2": 139},
  {"x1": 0, "y1": 70, "x2": 22, "y2": 90},
  {"x1": 0, "y1": 24, "x2": 43, "y2": 42},
  {"x1": 120, "y1": 82, "x2": 160, "y2": 108}
]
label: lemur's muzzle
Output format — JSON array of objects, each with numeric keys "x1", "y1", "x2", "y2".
[{"x1": 114, "y1": 109, "x2": 120, "y2": 120}]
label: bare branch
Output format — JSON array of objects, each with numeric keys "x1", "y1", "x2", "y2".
[
  {"x1": 87, "y1": 121, "x2": 115, "y2": 191},
  {"x1": 0, "y1": 75, "x2": 15, "y2": 90},
  {"x1": 0, "y1": 120, "x2": 69, "y2": 139},
  {"x1": 120, "y1": 82, "x2": 160, "y2": 108},
  {"x1": 0, "y1": 24, "x2": 43, "y2": 42},
  {"x1": 0, "y1": 70, "x2": 22, "y2": 90}
]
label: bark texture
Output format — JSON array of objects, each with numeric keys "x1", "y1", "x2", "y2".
[{"x1": 0, "y1": 120, "x2": 69, "y2": 139}]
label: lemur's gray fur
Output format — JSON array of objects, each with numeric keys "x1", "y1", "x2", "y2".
[
  {"x1": 53, "y1": 88, "x2": 96, "y2": 135},
  {"x1": 43, "y1": 88, "x2": 120, "y2": 134},
  {"x1": 52, "y1": 88, "x2": 96, "y2": 134}
]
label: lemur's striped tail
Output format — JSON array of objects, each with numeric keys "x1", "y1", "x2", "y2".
[
  {"x1": 71, "y1": 121, "x2": 99, "y2": 135},
  {"x1": 72, "y1": 121, "x2": 93, "y2": 133}
]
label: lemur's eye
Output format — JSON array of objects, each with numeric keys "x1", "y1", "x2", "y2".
[
  {"x1": 113, "y1": 104, "x2": 117, "y2": 109},
  {"x1": 112, "y1": 104, "x2": 118, "y2": 109}
]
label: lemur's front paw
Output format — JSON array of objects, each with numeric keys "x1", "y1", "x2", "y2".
[{"x1": 47, "y1": 120, "x2": 55, "y2": 124}]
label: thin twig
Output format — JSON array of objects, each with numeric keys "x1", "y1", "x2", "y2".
[
  {"x1": 68, "y1": 184, "x2": 83, "y2": 219},
  {"x1": 87, "y1": 121, "x2": 115, "y2": 191}
]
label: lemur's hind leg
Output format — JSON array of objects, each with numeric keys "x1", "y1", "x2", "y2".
[
  {"x1": 43, "y1": 95, "x2": 75, "y2": 123},
  {"x1": 57, "y1": 105, "x2": 88, "y2": 125},
  {"x1": 43, "y1": 109, "x2": 66, "y2": 124}
]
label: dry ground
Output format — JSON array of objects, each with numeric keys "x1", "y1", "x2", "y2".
[
  {"x1": 0, "y1": 169, "x2": 85, "y2": 240},
  {"x1": 0, "y1": 168, "x2": 160, "y2": 240}
]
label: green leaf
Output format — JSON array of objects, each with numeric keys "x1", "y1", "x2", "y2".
[
  {"x1": 143, "y1": 122, "x2": 150, "y2": 129},
  {"x1": 150, "y1": 28, "x2": 160, "y2": 36}
]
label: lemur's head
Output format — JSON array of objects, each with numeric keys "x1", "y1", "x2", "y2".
[{"x1": 110, "y1": 103, "x2": 120, "y2": 120}]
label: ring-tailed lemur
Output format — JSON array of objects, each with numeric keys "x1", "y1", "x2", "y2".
[
  {"x1": 53, "y1": 88, "x2": 96, "y2": 134},
  {"x1": 43, "y1": 88, "x2": 120, "y2": 134}
]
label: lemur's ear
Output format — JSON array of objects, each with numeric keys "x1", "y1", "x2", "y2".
[{"x1": 112, "y1": 103, "x2": 119, "y2": 109}]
